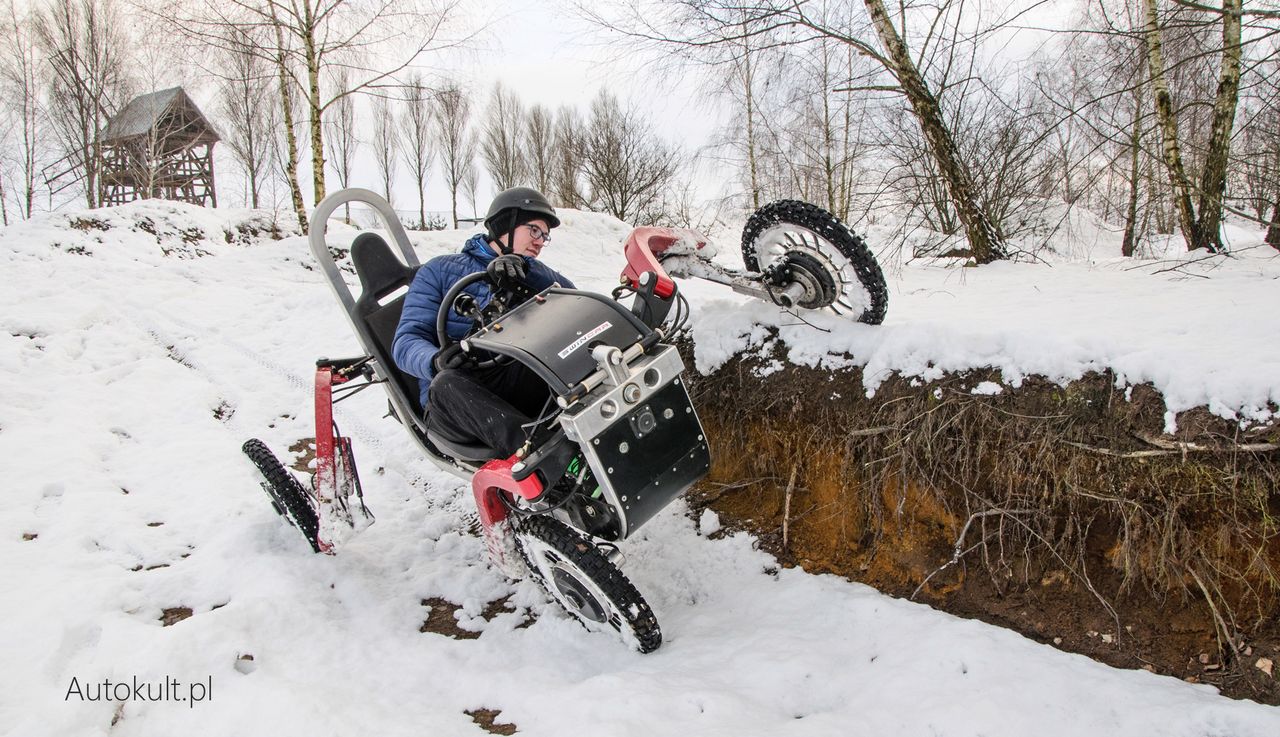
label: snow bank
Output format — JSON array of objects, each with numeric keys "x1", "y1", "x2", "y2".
[
  {"x1": 1, "y1": 200, "x2": 301, "y2": 262},
  {"x1": 684, "y1": 237, "x2": 1280, "y2": 432}
]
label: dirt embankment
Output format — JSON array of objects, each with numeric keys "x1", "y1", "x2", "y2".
[{"x1": 682, "y1": 339, "x2": 1280, "y2": 704}]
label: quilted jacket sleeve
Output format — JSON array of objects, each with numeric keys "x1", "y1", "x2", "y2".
[
  {"x1": 531, "y1": 261, "x2": 575, "y2": 291},
  {"x1": 392, "y1": 262, "x2": 445, "y2": 382}
]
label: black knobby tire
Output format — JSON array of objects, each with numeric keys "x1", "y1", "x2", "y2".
[
  {"x1": 241, "y1": 438, "x2": 322, "y2": 553},
  {"x1": 514, "y1": 515, "x2": 662, "y2": 653},
  {"x1": 741, "y1": 199, "x2": 889, "y2": 325}
]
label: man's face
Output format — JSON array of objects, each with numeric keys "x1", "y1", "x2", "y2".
[{"x1": 502, "y1": 219, "x2": 552, "y2": 258}]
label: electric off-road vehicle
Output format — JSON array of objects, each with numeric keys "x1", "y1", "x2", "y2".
[{"x1": 243, "y1": 188, "x2": 887, "y2": 651}]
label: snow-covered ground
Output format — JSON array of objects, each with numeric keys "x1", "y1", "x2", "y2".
[{"x1": 2, "y1": 200, "x2": 1278, "y2": 736}]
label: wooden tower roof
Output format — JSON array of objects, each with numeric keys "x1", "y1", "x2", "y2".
[{"x1": 100, "y1": 87, "x2": 220, "y2": 147}]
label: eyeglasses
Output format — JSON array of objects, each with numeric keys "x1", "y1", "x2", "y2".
[{"x1": 525, "y1": 224, "x2": 551, "y2": 243}]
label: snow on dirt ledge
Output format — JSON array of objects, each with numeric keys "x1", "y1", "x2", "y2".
[{"x1": 685, "y1": 242, "x2": 1280, "y2": 433}]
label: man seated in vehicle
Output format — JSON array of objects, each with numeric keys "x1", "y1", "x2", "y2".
[{"x1": 392, "y1": 187, "x2": 575, "y2": 458}]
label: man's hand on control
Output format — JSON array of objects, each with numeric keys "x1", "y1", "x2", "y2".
[
  {"x1": 486, "y1": 253, "x2": 527, "y2": 290},
  {"x1": 432, "y1": 343, "x2": 469, "y2": 373}
]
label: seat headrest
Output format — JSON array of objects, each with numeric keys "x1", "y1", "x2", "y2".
[{"x1": 351, "y1": 232, "x2": 413, "y2": 300}]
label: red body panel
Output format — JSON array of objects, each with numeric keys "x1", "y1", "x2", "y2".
[
  {"x1": 471, "y1": 457, "x2": 545, "y2": 570},
  {"x1": 471, "y1": 457, "x2": 545, "y2": 525},
  {"x1": 620, "y1": 227, "x2": 707, "y2": 299}
]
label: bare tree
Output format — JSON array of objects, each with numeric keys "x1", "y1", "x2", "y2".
[
  {"x1": 481, "y1": 81, "x2": 528, "y2": 190},
  {"x1": 372, "y1": 94, "x2": 399, "y2": 206},
  {"x1": 34, "y1": 0, "x2": 132, "y2": 208},
  {"x1": 161, "y1": 0, "x2": 466, "y2": 207},
  {"x1": 776, "y1": 34, "x2": 867, "y2": 222},
  {"x1": 325, "y1": 69, "x2": 358, "y2": 222},
  {"x1": 461, "y1": 160, "x2": 480, "y2": 219},
  {"x1": 861, "y1": 0, "x2": 1006, "y2": 261},
  {"x1": 526, "y1": 103, "x2": 554, "y2": 193},
  {"x1": 731, "y1": 13, "x2": 763, "y2": 210},
  {"x1": 582, "y1": 0, "x2": 1009, "y2": 262},
  {"x1": 581, "y1": 91, "x2": 678, "y2": 224},
  {"x1": 433, "y1": 80, "x2": 474, "y2": 228},
  {"x1": 0, "y1": 0, "x2": 45, "y2": 218},
  {"x1": 399, "y1": 73, "x2": 433, "y2": 228},
  {"x1": 217, "y1": 26, "x2": 274, "y2": 208},
  {"x1": 551, "y1": 104, "x2": 586, "y2": 208},
  {"x1": 265, "y1": 1, "x2": 306, "y2": 228},
  {"x1": 1240, "y1": 52, "x2": 1280, "y2": 249}
]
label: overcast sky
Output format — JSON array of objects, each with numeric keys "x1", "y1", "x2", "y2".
[{"x1": 255, "y1": 0, "x2": 727, "y2": 220}]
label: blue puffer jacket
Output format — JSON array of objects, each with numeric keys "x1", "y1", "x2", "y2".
[{"x1": 392, "y1": 234, "x2": 575, "y2": 408}]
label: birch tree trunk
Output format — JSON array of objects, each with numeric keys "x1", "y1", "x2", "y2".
[
  {"x1": 1266, "y1": 197, "x2": 1280, "y2": 249},
  {"x1": 269, "y1": 5, "x2": 307, "y2": 230},
  {"x1": 1191, "y1": 0, "x2": 1241, "y2": 253},
  {"x1": 863, "y1": 0, "x2": 1005, "y2": 263},
  {"x1": 739, "y1": 28, "x2": 760, "y2": 210},
  {"x1": 1143, "y1": 0, "x2": 1201, "y2": 251},
  {"x1": 1121, "y1": 85, "x2": 1144, "y2": 258},
  {"x1": 300, "y1": 0, "x2": 325, "y2": 205}
]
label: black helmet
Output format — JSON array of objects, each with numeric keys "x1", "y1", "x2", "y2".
[{"x1": 483, "y1": 187, "x2": 560, "y2": 243}]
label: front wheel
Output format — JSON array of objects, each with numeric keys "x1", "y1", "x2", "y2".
[
  {"x1": 741, "y1": 200, "x2": 888, "y2": 325},
  {"x1": 514, "y1": 516, "x2": 662, "y2": 653}
]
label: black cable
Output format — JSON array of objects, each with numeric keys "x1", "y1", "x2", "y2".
[
  {"x1": 332, "y1": 379, "x2": 384, "y2": 403},
  {"x1": 518, "y1": 393, "x2": 559, "y2": 447},
  {"x1": 666, "y1": 291, "x2": 691, "y2": 337}
]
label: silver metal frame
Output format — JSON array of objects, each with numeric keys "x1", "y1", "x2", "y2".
[
  {"x1": 308, "y1": 189, "x2": 478, "y2": 480},
  {"x1": 557, "y1": 344, "x2": 697, "y2": 539}
]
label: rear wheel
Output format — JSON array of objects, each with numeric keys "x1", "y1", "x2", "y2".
[
  {"x1": 242, "y1": 438, "x2": 321, "y2": 553},
  {"x1": 742, "y1": 200, "x2": 888, "y2": 325},
  {"x1": 514, "y1": 515, "x2": 662, "y2": 653}
]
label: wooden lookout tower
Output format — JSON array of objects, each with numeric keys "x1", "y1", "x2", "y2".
[{"x1": 98, "y1": 87, "x2": 219, "y2": 207}]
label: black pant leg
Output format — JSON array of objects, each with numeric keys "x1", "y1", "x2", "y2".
[
  {"x1": 425, "y1": 368, "x2": 537, "y2": 458},
  {"x1": 476, "y1": 359, "x2": 553, "y2": 418}
]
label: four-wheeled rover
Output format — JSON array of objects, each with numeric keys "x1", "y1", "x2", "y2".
[{"x1": 243, "y1": 188, "x2": 887, "y2": 651}]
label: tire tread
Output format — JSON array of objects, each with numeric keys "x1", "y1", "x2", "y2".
[
  {"x1": 741, "y1": 199, "x2": 889, "y2": 325},
  {"x1": 242, "y1": 438, "x2": 322, "y2": 553},
  {"x1": 515, "y1": 515, "x2": 663, "y2": 653}
]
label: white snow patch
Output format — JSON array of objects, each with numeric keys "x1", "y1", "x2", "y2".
[
  {"x1": 2, "y1": 202, "x2": 1278, "y2": 735},
  {"x1": 698, "y1": 509, "x2": 722, "y2": 536},
  {"x1": 971, "y1": 381, "x2": 1004, "y2": 396}
]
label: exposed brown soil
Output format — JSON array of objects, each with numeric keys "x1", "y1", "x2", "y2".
[
  {"x1": 683, "y1": 340, "x2": 1280, "y2": 703},
  {"x1": 465, "y1": 708, "x2": 518, "y2": 735},
  {"x1": 160, "y1": 606, "x2": 193, "y2": 626},
  {"x1": 419, "y1": 596, "x2": 529, "y2": 640},
  {"x1": 287, "y1": 438, "x2": 317, "y2": 474}
]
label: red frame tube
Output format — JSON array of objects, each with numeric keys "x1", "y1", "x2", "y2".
[{"x1": 314, "y1": 367, "x2": 338, "y2": 507}]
